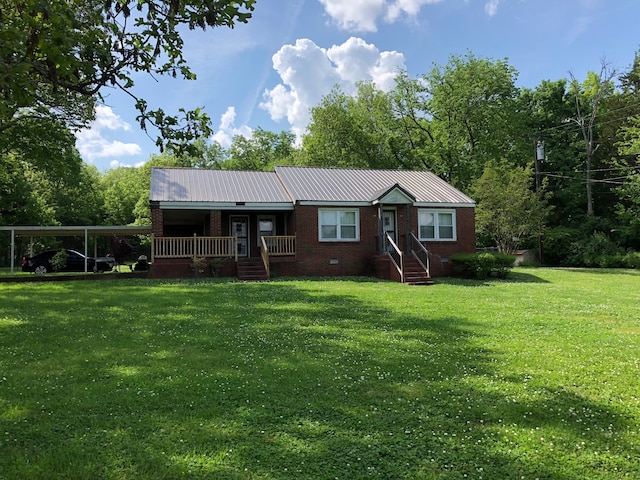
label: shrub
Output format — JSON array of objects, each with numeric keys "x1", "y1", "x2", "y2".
[
  {"x1": 623, "y1": 251, "x2": 640, "y2": 269},
  {"x1": 493, "y1": 253, "x2": 517, "y2": 278},
  {"x1": 450, "y1": 252, "x2": 515, "y2": 279},
  {"x1": 210, "y1": 257, "x2": 228, "y2": 277},
  {"x1": 567, "y1": 231, "x2": 621, "y2": 267},
  {"x1": 50, "y1": 250, "x2": 68, "y2": 272},
  {"x1": 191, "y1": 257, "x2": 208, "y2": 278}
]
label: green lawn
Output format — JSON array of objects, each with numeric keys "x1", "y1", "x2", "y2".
[{"x1": 1, "y1": 269, "x2": 639, "y2": 479}]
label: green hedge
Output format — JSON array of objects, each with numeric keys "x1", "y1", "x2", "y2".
[{"x1": 450, "y1": 252, "x2": 516, "y2": 279}]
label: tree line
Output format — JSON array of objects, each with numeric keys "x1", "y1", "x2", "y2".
[{"x1": 1, "y1": 1, "x2": 639, "y2": 267}]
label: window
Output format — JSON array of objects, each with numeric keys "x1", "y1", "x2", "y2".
[
  {"x1": 319, "y1": 209, "x2": 359, "y2": 241},
  {"x1": 257, "y1": 216, "x2": 275, "y2": 246},
  {"x1": 418, "y1": 209, "x2": 456, "y2": 241}
]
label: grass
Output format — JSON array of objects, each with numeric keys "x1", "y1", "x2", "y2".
[{"x1": 0, "y1": 268, "x2": 639, "y2": 479}]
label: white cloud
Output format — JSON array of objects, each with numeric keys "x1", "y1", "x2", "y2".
[
  {"x1": 260, "y1": 37, "x2": 405, "y2": 139},
  {"x1": 75, "y1": 106, "x2": 142, "y2": 163},
  {"x1": 212, "y1": 106, "x2": 253, "y2": 147},
  {"x1": 386, "y1": 0, "x2": 444, "y2": 23},
  {"x1": 109, "y1": 159, "x2": 147, "y2": 169},
  {"x1": 319, "y1": 0, "x2": 443, "y2": 32},
  {"x1": 484, "y1": 0, "x2": 500, "y2": 17},
  {"x1": 319, "y1": 0, "x2": 385, "y2": 32}
]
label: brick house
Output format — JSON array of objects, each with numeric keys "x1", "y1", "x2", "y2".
[{"x1": 149, "y1": 166, "x2": 476, "y2": 283}]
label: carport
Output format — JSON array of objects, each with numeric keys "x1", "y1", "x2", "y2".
[{"x1": 0, "y1": 225, "x2": 152, "y2": 274}]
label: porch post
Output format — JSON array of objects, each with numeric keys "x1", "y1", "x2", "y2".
[
  {"x1": 210, "y1": 210, "x2": 222, "y2": 236},
  {"x1": 151, "y1": 205, "x2": 164, "y2": 237},
  {"x1": 405, "y1": 204, "x2": 411, "y2": 253},
  {"x1": 377, "y1": 204, "x2": 384, "y2": 254}
]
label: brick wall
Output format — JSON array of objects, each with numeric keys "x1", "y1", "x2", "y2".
[
  {"x1": 209, "y1": 210, "x2": 222, "y2": 236},
  {"x1": 291, "y1": 205, "x2": 379, "y2": 277},
  {"x1": 151, "y1": 206, "x2": 163, "y2": 237},
  {"x1": 410, "y1": 206, "x2": 475, "y2": 276}
]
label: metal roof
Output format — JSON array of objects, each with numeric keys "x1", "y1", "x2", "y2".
[
  {"x1": 149, "y1": 166, "x2": 475, "y2": 206},
  {"x1": 150, "y1": 168, "x2": 293, "y2": 203},
  {"x1": 275, "y1": 166, "x2": 475, "y2": 205},
  {"x1": 0, "y1": 225, "x2": 152, "y2": 237}
]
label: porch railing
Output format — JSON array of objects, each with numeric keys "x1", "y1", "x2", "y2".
[
  {"x1": 409, "y1": 232, "x2": 430, "y2": 277},
  {"x1": 262, "y1": 235, "x2": 296, "y2": 256},
  {"x1": 260, "y1": 235, "x2": 296, "y2": 278},
  {"x1": 151, "y1": 235, "x2": 296, "y2": 263},
  {"x1": 384, "y1": 232, "x2": 404, "y2": 283},
  {"x1": 152, "y1": 235, "x2": 238, "y2": 261}
]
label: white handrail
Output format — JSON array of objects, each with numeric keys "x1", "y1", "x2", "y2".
[
  {"x1": 260, "y1": 236, "x2": 270, "y2": 278},
  {"x1": 385, "y1": 232, "x2": 404, "y2": 283},
  {"x1": 409, "y1": 232, "x2": 430, "y2": 276}
]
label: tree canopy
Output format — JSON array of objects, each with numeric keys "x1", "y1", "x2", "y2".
[
  {"x1": 1, "y1": 0, "x2": 256, "y2": 155},
  {"x1": 471, "y1": 160, "x2": 551, "y2": 254}
]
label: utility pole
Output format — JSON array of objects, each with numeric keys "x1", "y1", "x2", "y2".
[{"x1": 535, "y1": 140, "x2": 545, "y2": 265}]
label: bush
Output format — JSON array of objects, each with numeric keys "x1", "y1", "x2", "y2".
[
  {"x1": 50, "y1": 250, "x2": 68, "y2": 272},
  {"x1": 567, "y1": 232, "x2": 623, "y2": 267},
  {"x1": 623, "y1": 252, "x2": 640, "y2": 269},
  {"x1": 493, "y1": 253, "x2": 517, "y2": 278},
  {"x1": 450, "y1": 252, "x2": 515, "y2": 279},
  {"x1": 191, "y1": 257, "x2": 207, "y2": 278}
]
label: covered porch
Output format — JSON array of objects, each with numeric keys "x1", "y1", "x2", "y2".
[{"x1": 150, "y1": 234, "x2": 296, "y2": 280}]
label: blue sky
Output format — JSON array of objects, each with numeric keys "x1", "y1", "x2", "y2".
[{"x1": 76, "y1": 0, "x2": 640, "y2": 171}]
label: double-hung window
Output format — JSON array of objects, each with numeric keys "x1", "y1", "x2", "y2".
[
  {"x1": 319, "y1": 209, "x2": 359, "y2": 241},
  {"x1": 418, "y1": 209, "x2": 456, "y2": 241}
]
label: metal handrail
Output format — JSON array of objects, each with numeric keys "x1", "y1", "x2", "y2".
[
  {"x1": 409, "y1": 232, "x2": 430, "y2": 276},
  {"x1": 385, "y1": 232, "x2": 404, "y2": 283}
]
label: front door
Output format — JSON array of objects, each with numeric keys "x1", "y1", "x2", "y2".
[
  {"x1": 383, "y1": 208, "x2": 397, "y2": 244},
  {"x1": 230, "y1": 216, "x2": 249, "y2": 257}
]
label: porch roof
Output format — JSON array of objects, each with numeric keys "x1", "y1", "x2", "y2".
[{"x1": 150, "y1": 168, "x2": 293, "y2": 204}]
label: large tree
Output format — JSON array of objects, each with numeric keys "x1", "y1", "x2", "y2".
[
  {"x1": 226, "y1": 128, "x2": 297, "y2": 171},
  {"x1": 394, "y1": 53, "x2": 525, "y2": 190},
  {"x1": 1, "y1": 0, "x2": 255, "y2": 156},
  {"x1": 471, "y1": 159, "x2": 551, "y2": 255},
  {"x1": 568, "y1": 63, "x2": 616, "y2": 215},
  {"x1": 302, "y1": 82, "x2": 417, "y2": 170}
]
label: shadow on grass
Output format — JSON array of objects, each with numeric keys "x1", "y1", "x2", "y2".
[
  {"x1": 0, "y1": 279, "x2": 637, "y2": 479},
  {"x1": 559, "y1": 267, "x2": 640, "y2": 277},
  {"x1": 436, "y1": 270, "x2": 551, "y2": 287}
]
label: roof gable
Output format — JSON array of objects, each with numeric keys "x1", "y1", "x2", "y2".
[{"x1": 371, "y1": 184, "x2": 416, "y2": 204}]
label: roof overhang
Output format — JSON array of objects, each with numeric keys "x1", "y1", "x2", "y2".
[
  {"x1": 414, "y1": 202, "x2": 476, "y2": 208},
  {"x1": 297, "y1": 201, "x2": 372, "y2": 207},
  {"x1": 158, "y1": 202, "x2": 294, "y2": 211}
]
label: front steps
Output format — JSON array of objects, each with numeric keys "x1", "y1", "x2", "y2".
[
  {"x1": 237, "y1": 257, "x2": 269, "y2": 281},
  {"x1": 403, "y1": 256, "x2": 434, "y2": 286}
]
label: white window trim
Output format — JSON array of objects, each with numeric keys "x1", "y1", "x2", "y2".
[
  {"x1": 318, "y1": 208, "x2": 360, "y2": 242},
  {"x1": 418, "y1": 208, "x2": 457, "y2": 241}
]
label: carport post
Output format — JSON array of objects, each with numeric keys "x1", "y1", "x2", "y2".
[
  {"x1": 84, "y1": 228, "x2": 89, "y2": 273},
  {"x1": 10, "y1": 229, "x2": 15, "y2": 274}
]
